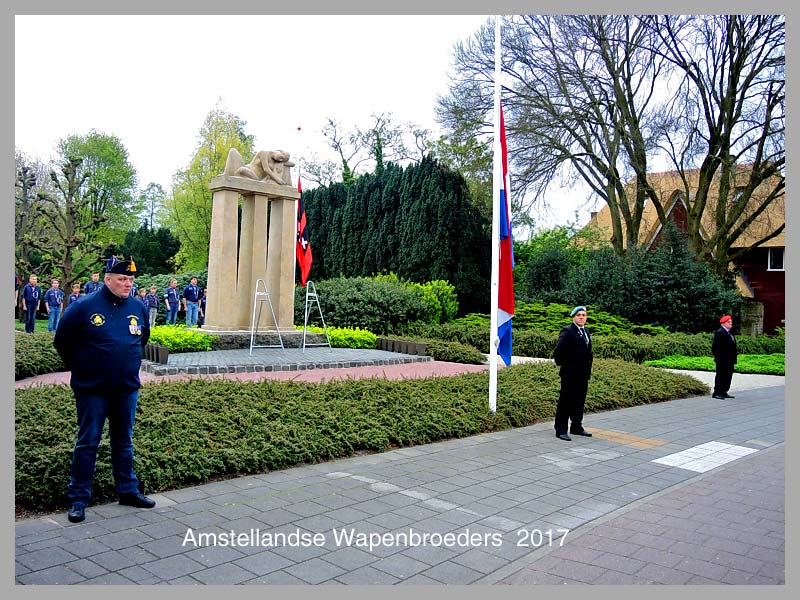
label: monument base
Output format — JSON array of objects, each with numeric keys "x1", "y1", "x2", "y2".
[{"x1": 197, "y1": 329, "x2": 323, "y2": 350}]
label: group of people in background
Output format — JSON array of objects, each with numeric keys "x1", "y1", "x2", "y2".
[{"x1": 16, "y1": 270, "x2": 207, "y2": 333}]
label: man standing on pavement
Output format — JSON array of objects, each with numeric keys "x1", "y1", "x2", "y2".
[
  {"x1": 44, "y1": 278, "x2": 65, "y2": 332},
  {"x1": 83, "y1": 271, "x2": 103, "y2": 295},
  {"x1": 712, "y1": 314, "x2": 738, "y2": 399},
  {"x1": 164, "y1": 278, "x2": 180, "y2": 325},
  {"x1": 182, "y1": 276, "x2": 200, "y2": 327},
  {"x1": 552, "y1": 305, "x2": 594, "y2": 441},
  {"x1": 20, "y1": 274, "x2": 41, "y2": 334},
  {"x1": 54, "y1": 255, "x2": 155, "y2": 524}
]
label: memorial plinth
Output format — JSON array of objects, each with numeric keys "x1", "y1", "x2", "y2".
[{"x1": 204, "y1": 174, "x2": 300, "y2": 333}]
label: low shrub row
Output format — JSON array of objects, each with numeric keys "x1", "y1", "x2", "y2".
[
  {"x1": 15, "y1": 359, "x2": 709, "y2": 512},
  {"x1": 148, "y1": 325, "x2": 215, "y2": 352},
  {"x1": 644, "y1": 353, "x2": 785, "y2": 376},
  {"x1": 14, "y1": 332, "x2": 64, "y2": 380},
  {"x1": 299, "y1": 325, "x2": 377, "y2": 349}
]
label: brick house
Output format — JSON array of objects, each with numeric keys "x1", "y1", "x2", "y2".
[{"x1": 584, "y1": 168, "x2": 785, "y2": 335}]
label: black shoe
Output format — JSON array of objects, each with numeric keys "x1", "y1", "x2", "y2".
[
  {"x1": 724, "y1": 394, "x2": 735, "y2": 398},
  {"x1": 712, "y1": 394, "x2": 725, "y2": 399},
  {"x1": 556, "y1": 433, "x2": 572, "y2": 441},
  {"x1": 119, "y1": 493, "x2": 156, "y2": 509},
  {"x1": 571, "y1": 429, "x2": 593, "y2": 437},
  {"x1": 67, "y1": 503, "x2": 85, "y2": 523}
]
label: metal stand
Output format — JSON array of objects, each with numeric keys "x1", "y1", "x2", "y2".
[
  {"x1": 302, "y1": 281, "x2": 332, "y2": 353},
  {"x1": 249, "y1": 279, "x2": 285, "y2": 355}
]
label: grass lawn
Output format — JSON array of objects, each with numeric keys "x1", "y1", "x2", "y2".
[
  {"x1": 13, "y1": 318, "x2": 51, "y2": 334},
  {"x1": 645, "y1": 353, "x2": 785, "y2": 376}
]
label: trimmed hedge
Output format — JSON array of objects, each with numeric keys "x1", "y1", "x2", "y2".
[
  {"x1": 148, "y1": 325, "x2": 215, "y2": 352},
  {"x1": 15, "y1": 331, "x2": 64, "y2": 380},
  {"x1": 298, "y1": 325, "x2": 378, "y2": 349},
  {"x1": 644, "y1": 353, "x2": 785, "y2": 376},
  {"x1": 15, "y1": 360, "x2": 708, "y2": 512}
]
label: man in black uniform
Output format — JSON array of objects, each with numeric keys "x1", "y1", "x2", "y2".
[
  {"x1": 712, "y1": 314, "x2": 738, "y2": 399},
  {"x1": 552, "y1": 305, "x2": 594, "y2": 441},
  {"x1": 54, "y1": 256, "x2": 154, "y2": 523}
]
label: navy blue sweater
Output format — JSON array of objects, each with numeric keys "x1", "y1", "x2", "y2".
[{"x1": 54, "y1": 286, "x2": 150, "y2": 393}]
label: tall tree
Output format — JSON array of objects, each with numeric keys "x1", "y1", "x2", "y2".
[
  {"x1": 117, "y1": 222, "x2": 180, "y2": 275},
  {"x1": 139, "y1": 182, "x2": 166, "y2": 229},
  {"x1": 15, "y1": 150, "x2": 50, "y2": 278},
  {"x1": 19, "y1": 132, "x2": 138, "y2": 289},
  {"x1": 164, "y1": 103, "x2": 255, "y2": 269},
  {"x1": 438, "y1": 15, "x2": 784, "y2": 275}
]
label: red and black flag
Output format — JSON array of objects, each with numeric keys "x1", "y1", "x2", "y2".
[{"x1": 296, "y1": 178, "x2": 313, "y2": 286}]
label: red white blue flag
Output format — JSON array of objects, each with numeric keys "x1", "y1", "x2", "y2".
[{"x1": 497, "y1": 105, "x2": 514, "y2": 366}]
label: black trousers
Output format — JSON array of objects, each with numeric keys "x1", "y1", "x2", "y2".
[
  {"x1": 714, "y1": 363, "x2": 735, "y2": 396},
  {"x1": 555, "y1": 374, "x2": 589, "y2": 434}
]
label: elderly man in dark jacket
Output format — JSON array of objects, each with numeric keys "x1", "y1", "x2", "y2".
[
  {"x1": 552, "y1": 305, "x2": 594, "y2": 441},
  {"x1": 712, "y1": 314, "x2": 738, "y2": 399},
  {"x1": 54, "y1": 256, "x2": 154, "y2": 524}
]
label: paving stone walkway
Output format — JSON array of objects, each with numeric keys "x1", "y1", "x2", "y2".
[{"x1": 15, "y1": 372, "x2": 784, "y2": 585}]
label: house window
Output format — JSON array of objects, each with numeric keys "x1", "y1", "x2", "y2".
[{"x1": 768, "y1": 248, "x2": 784, "y2": 271}]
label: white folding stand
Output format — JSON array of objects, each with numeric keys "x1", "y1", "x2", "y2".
[
  {"x1": 302, "y1": 281, "x2": 332, "y2": 353},
  {"x1": 249, "y1": 278, "x2": 285, "y2": 355}
]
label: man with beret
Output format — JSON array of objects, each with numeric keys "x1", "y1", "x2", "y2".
[
  {"x1": 552, "y1": 305, "x2": 594, "y2": 441},
  {"x1": 712, "y1": 314, "x2": 738, "y2": 399},
  {"x1": 54, "y1": 255, "x2": 155, "y2": 523}
]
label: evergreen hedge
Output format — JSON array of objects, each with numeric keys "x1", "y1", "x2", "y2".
[{"x1": 15, "y1": 359, "x2": 708, "y2": 512}]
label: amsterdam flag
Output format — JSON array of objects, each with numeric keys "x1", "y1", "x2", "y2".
[{"x1": 296, "y1": 178, "x2": 313, "y2": 286}]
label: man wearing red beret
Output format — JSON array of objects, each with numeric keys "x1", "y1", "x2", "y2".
[{"x1": 711, "y1": 315, "x2": 737, "y2": 399}]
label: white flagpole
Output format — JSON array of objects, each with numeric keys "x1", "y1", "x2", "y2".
[{"x1": 489, "y1": 16, "x2": 502, "y2": 413}]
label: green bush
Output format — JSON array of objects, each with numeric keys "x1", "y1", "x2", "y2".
[
  {"x1": 14, "y1": 331, "x2": 64, "y2": 380},
  {"x1": 644, "y1": 353, "x2": 785, "y2": 375},
  {"x1": 148, "y1": 325, "x2": 215, "y2": 352},
  {"x1": 453, "y1": 302, "x2": 671, "y2": 336},
  {"x1": 15, "y1": 359, "x2": 709, "y2": 512},
  {"x1": 295, "y1": 277, "x2": 427, "y2": 334},
  {"x1": 424, "y1": 340, "x2": 486, "y2": 364},
  {"x1": 299, "y1": 325, "x2": 377, "y2": 349}
]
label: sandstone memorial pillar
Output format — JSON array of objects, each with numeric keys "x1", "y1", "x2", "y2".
[{"x1": 204, "y1": 148, "x2": 300, "y2": 332}]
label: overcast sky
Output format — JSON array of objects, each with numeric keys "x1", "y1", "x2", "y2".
[{"x1": 15, "y1": 14, "x2": 597, "y2": 231}]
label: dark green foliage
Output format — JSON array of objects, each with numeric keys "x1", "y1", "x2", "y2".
[
  {"x1": 300, "y1": 325, "x2": 377, "y2": 349},
  {"x1": 294, "y1": 277, "x2": 427, "y2": 335},
  {"x1": 117, "y1": 222, "x2": 181, "y2": 275},
  {"x1": 14, "y1": 332, "x2": 64, "y2": 379},
  {"x1": 562, "y1": 224, "x2": 741, "y2": 333},
  {"x1": 15, "y1": 360, "x2": 708, "y2": 512},
  {"x1": 453, "y1": 302, "x2": 670, "y2": 336},
  {"x1": 301, "y1": 156, "x2": 490, "y2": 314},
  {"x1": 424, "y1": 340, "x2": 486, "y2": 364},
  {"x1": 644, "y1": 353, "x2": 785, "y2": 375}
]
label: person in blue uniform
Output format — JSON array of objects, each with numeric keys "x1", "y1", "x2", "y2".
[
  {"x1": 552, "y1": 305, "x2": 594, "y2": 441},
  {"x1": 145, "y1": 285, "x2": 160, "y2": 327},
  {"x1": 164, "y1": 278, "x2": 180, "y2": 325},
  {"x1": 182, "y1": 276, "x2": 200, "y2": 327},
  {"x1": 83, "y1": 271, "x2": 104, "y2": 295},
  {"x1": 20, "y1": 274, "x2": 41, "y2": 334},
  {"x1": 67, "y1": 283, "x2": 81, "y2": 309},
  {"x1": 197, "y1": 288, "x2": 207, "y2": 327},
  {"x1": 54, "y1": 255, "x2": 155, "y2": 524},
  {"x1": 44, "y1": 278, "x2": 65, "y2": 332},
  {"x1": 712, "y1": 314, "x2": 738, "y2": 399}
]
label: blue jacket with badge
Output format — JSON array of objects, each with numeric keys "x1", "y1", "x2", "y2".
[{"x1": 54, "y1": 286, "x2": 150, "y2": 393}]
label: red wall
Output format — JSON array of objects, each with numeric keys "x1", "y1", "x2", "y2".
[{"x1": 737, "y1": 248, "x2": 785, "y2": 334}]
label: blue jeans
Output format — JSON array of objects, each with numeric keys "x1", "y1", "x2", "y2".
[
  {"x1": 24, "y1": 305, "x2": 37, "y2": 333},
  {"x1": 185, "y1": 301, "x2": 198, "y2": 327},
  {"x1": 67, "y1": 391, "x2": 141, "y2": 505},
  {"x1": 166, "y1": 303, "x2": 179, "y2": 325},
  {"x1": 47, "y1": 305, "x2": 61, "y2": 332}
]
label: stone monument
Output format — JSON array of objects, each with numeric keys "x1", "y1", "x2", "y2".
[{"x1": 203, "y1": 148, "x2": 300, "y2": 332}]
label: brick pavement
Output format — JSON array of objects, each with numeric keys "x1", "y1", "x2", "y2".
[{"x1": 15, "y1": 373, "x2": 784, "y2": 585}]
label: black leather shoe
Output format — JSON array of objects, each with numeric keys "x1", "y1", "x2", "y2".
[
  {"x1": 712, "y1": 394, "x2": 725, "y2": 399},
  {"x1": 571, "y1": 430, "x2": 593, "y2": 437},
  {"x1": 119, "y1": 493, "x2": 156, "y2": 508},
  {"x1": 556, "y1": 433, "x2": 572, "y2": 441},
  {"x1": 67, "y1": 503, "x2": 85, "y2": 523},
  {"x1": 724, "y1": 394, "x2": 735, "y2": 398}
]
